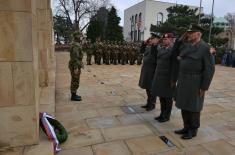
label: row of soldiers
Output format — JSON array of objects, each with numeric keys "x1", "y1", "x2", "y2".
[{"x1": 83, "y1": 40, "x2": 144, "y2": 65}]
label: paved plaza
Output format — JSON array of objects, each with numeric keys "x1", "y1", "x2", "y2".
[{"x1": 56, "y1": 52, "x2": 235, "y2": 155}]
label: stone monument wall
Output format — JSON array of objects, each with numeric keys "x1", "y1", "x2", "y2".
[{"x1": 0, "y1": 0, "x2": 54, "y2": 148}]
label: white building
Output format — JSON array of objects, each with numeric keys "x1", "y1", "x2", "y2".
[{"x1": 124, "y1": 0, "x2": 199, "y2": 41}]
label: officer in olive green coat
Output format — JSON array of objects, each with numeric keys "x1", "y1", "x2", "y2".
[
  {"x1": 174, "y1": 24, "x2": 215, "y2": 139},
  {"x1": 139, "y1": 32, "x2": 161, "y2": 111},
  {"x1": 69, "y1": 31, "x2": 84, "y2": 101},
  {"x1": 151, "y1": 33, "x2": 175, "y2": 123}
]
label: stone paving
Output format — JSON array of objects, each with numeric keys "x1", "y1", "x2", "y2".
[{"x1": 56, "y1": 52, "x2": 235, "y2": 155}]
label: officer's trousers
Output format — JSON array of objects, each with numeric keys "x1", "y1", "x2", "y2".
[
  {"x1": 181, "y1": 110, "x2": 200, "y2": 130},
  {"x1": 146, "y1": 89, "x2": 156, "y2": 106},
  {"x1": 159, "y1": 97, "x2": 173, "y2": 119}
]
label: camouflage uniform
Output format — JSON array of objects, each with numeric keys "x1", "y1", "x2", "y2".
[
  {"x1": 105, "y1": 41, "x2": 111, "y2": 65},
  {"x1": 96, "y1": 41, "x2": 102, "y2": 65},
  {"x1": 113, "y1": 42, "x2": 119, "y2": 65},
  {"x1": 86, "y1": 40, "x2": 93, "y2": 65},
  {"x1": 94, "y1": 41, "x2": 98, "y2": 64},
  {"x1": 137, "y1": 42, "x2": 143, "y2": 65},
  {"x1": 110, "y1": 42, "x2": 114, "y2": 64},
  {"x1": 117, "y1": 41, "x2": 122, "y2": 64},
  {"x1": 102, "y1": 41, "x2": 106, "y2": 64},
  {"x1": 69, "y1": 31, "x2": 83, "y2": 101},
  {"x1": 121, "y1": 43, "x2": 128, "y2": 65},
  {"x1": 129, "y1": 43, "x2": 136, "y2": 65}
]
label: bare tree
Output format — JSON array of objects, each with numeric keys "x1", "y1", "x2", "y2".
[
  {"x1": 225, "y1": 12, "x2": 235, "y2": 27},
  {"x1": 55, "y1": 0, "x2": 110, "y2": 32}
]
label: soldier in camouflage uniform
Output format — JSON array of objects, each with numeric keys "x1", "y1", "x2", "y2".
[
  {"x1": 96, "y1": 40, "x2": 102, "y2": 65},
  {"x1": 105, "y1": 41, "x2": 111, "y2": 65},
  {"x1": 86, "y1": 40, "x2": 93, "y2": 65},
  {"x1": 94, "y1": 39, "x2": 98, "y2": 64},
  {"x1": 69, "y1": 31, "x2": 84, "y2": 101},
  {"x1": 110, "y1": 41, "x2": 114, "y2": 64},
  {"x1": 113, "y1": 41, "x2": 119, "y2": 65},
  {"x1": 118, "y1": 41, "x2": 122, "y2": 64},
  {"x1": 121, "y1": 42, "x2": 128, "y2": 65},
  {"x1": 137, "y1": 42, "x2": 144, "y2": 65},
  {"x1": 102, "y1": 40, "x2": 106, "y2": 64},
  {"x1": 129, "y1": 43, "x2": 136, "y2": 65}
]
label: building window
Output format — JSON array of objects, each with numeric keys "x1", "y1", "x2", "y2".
[
  {"x1": 131, "y1": 15, "x2": 134, "y2": 41},
  {"x1": 134, "y1": 14, "x2": 138, "y2": 41},
  {"x1": 138, "y1": 13, "x2": 142, "y2": 41},
  {"x1": 157, "y1": 12, "x2": 163, "y2": 26}
]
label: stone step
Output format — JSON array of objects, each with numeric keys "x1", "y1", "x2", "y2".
[{"x1": 22, "y1": 130, "x2": 54, "y2": 155}]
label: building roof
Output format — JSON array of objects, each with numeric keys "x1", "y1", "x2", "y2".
[
  {"x1": 124, "y1": 0, "x2": 199, "y2": 11},
  {"x1": 213, "y1": 17, "x2": 229, "y2": 24}
]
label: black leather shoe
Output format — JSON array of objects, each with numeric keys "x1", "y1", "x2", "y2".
[
  {"x1": 181, "y1": 130, "x2": 196, "y2": 140},
  {"x1": 141, "y1": 104, "x2": 149, "y2": 109},
  {"x1": 71, "y1": 93, "x2": 82, "y2": 101},
  {"x1": 71, "y1": 96, "x2": 82, "y2": 101},
  {"x1": 146, "y1": 105, "x2": 155, "y2": 111},
  {"x1": 174, "y1": 128, "x2": 188, "y2": 135},
  {"x1": 154, "y1": 115, "x2": 162, "y2": 121},
  {"x1": 158, "y1": 117, "x2": 170, "y2": 123}
]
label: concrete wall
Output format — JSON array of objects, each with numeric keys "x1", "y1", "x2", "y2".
[{"x1": 0, "y1": 0, "x2": 54, "y2": 149}]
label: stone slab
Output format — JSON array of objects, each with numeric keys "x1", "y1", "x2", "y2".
[
  {"x1": 126, "y1": 136, "x2": 170, "y2": 154},
  {"x1": 93, "y1": 141, "x2": 131, "y2": 155},
  {"x1": 0, "y1": 147, "x2": 23, "y2": 155},
  {"x1": 202, "y1": 140, "x2": 235, "y2": 155},
  {"x1": 103, "y1": 124, "x2": 154, "y2": 141},
  {"x1": 0, "y1": 62, "x2": 14, "y2": 107},
  {"x1": 12, "y1": 62, "x2": 34, "y2": 106},
  {"x1": 23, "y1": 140, "x2": 53, "y2": 155},
  {"x1": 184, "y1": 145, "x2": 211, "y2": 155},
  {"x1": 0, "y1": 0, "x2": 31, "y2": 12},
  {"x1": 97, "y1": 107, "x2": 125, "y2": 117},
  {"x1": 0, "y1": 11, "x2": 33, "y2": 61},
  {"x1": 156, "y1": 149, "x2": 184, "y2": 155},
  {"x1": 86, "y1": 116, "x2": 120, "y2": 129},
  {"x1": 117, "y1": 114, "x2": 145, "y2": 125},
  {"x1": 0, "y1": 105, "x2": 38, "y2": 148},
  {"x1": 61, "y1": 129, "x2": 104, "y2": 149},
  {"x1": 57, "y1": 147, "x2": 93, "y2": 155},
  {"x1": 56, "y1": 109, "x2": 99, "y2": 122}
]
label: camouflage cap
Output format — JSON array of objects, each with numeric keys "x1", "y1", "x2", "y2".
[{"x1": 72, "y1": 30, "x2": 82, "y2": 39}]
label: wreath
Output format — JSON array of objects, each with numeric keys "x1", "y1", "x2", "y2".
[{"x1": 40, "y1": 114, "x2": 68, "y2": 144}]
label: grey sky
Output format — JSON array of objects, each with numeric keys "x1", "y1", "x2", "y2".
[{"x1": 110, "y1": 0, "x2": 235, "y2": 26}]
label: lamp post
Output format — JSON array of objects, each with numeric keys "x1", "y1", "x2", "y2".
[
  {"x1": 208, "y1": 0, "x2": 215, "y2": 44},
  {"x1": 198, "y1": 0, "x2": 202, "y2": 24}
]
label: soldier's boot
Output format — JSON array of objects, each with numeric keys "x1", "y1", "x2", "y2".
[
  {"x1": 71, "y1": 93, "x2": 82, "y2": 101},
  {"x1": 121, "y1": 60, "x2": 125, "y2": 65},
  {"x1": 174, "y1": 128, "x2": 188, "y2": 135},
  {"x1": 158, "y1": 99, "x2": 172, "y2": 123},
  {"x1": 155, "y1": 101, "x2": 165, "y2": 121},
  {"x1": 87, "y1": 60, "x2": 91, "y2": 65},
  {"x1": 106, "y1": 60, "x2": 110, "y2": 65},
  {"x1": 146, "y1": 104, "x2": 155, "y2": 111},
  {"x1": 181, "y1": 129, "x2": 197, "y2": 140},
  {"x1": 87, "y1": 56, "x2": 92, "y2": 65}
]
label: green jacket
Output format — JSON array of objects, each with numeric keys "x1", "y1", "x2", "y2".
[
  {"x1": 151, "y1": 45, "x2": 175, "y2": 97},
  {"x1": 175, "y1": 40, "x2": 215, "y2": 112},
  {"x1": 69, "y1": 42, "x2": 84, "y2": 69}
]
